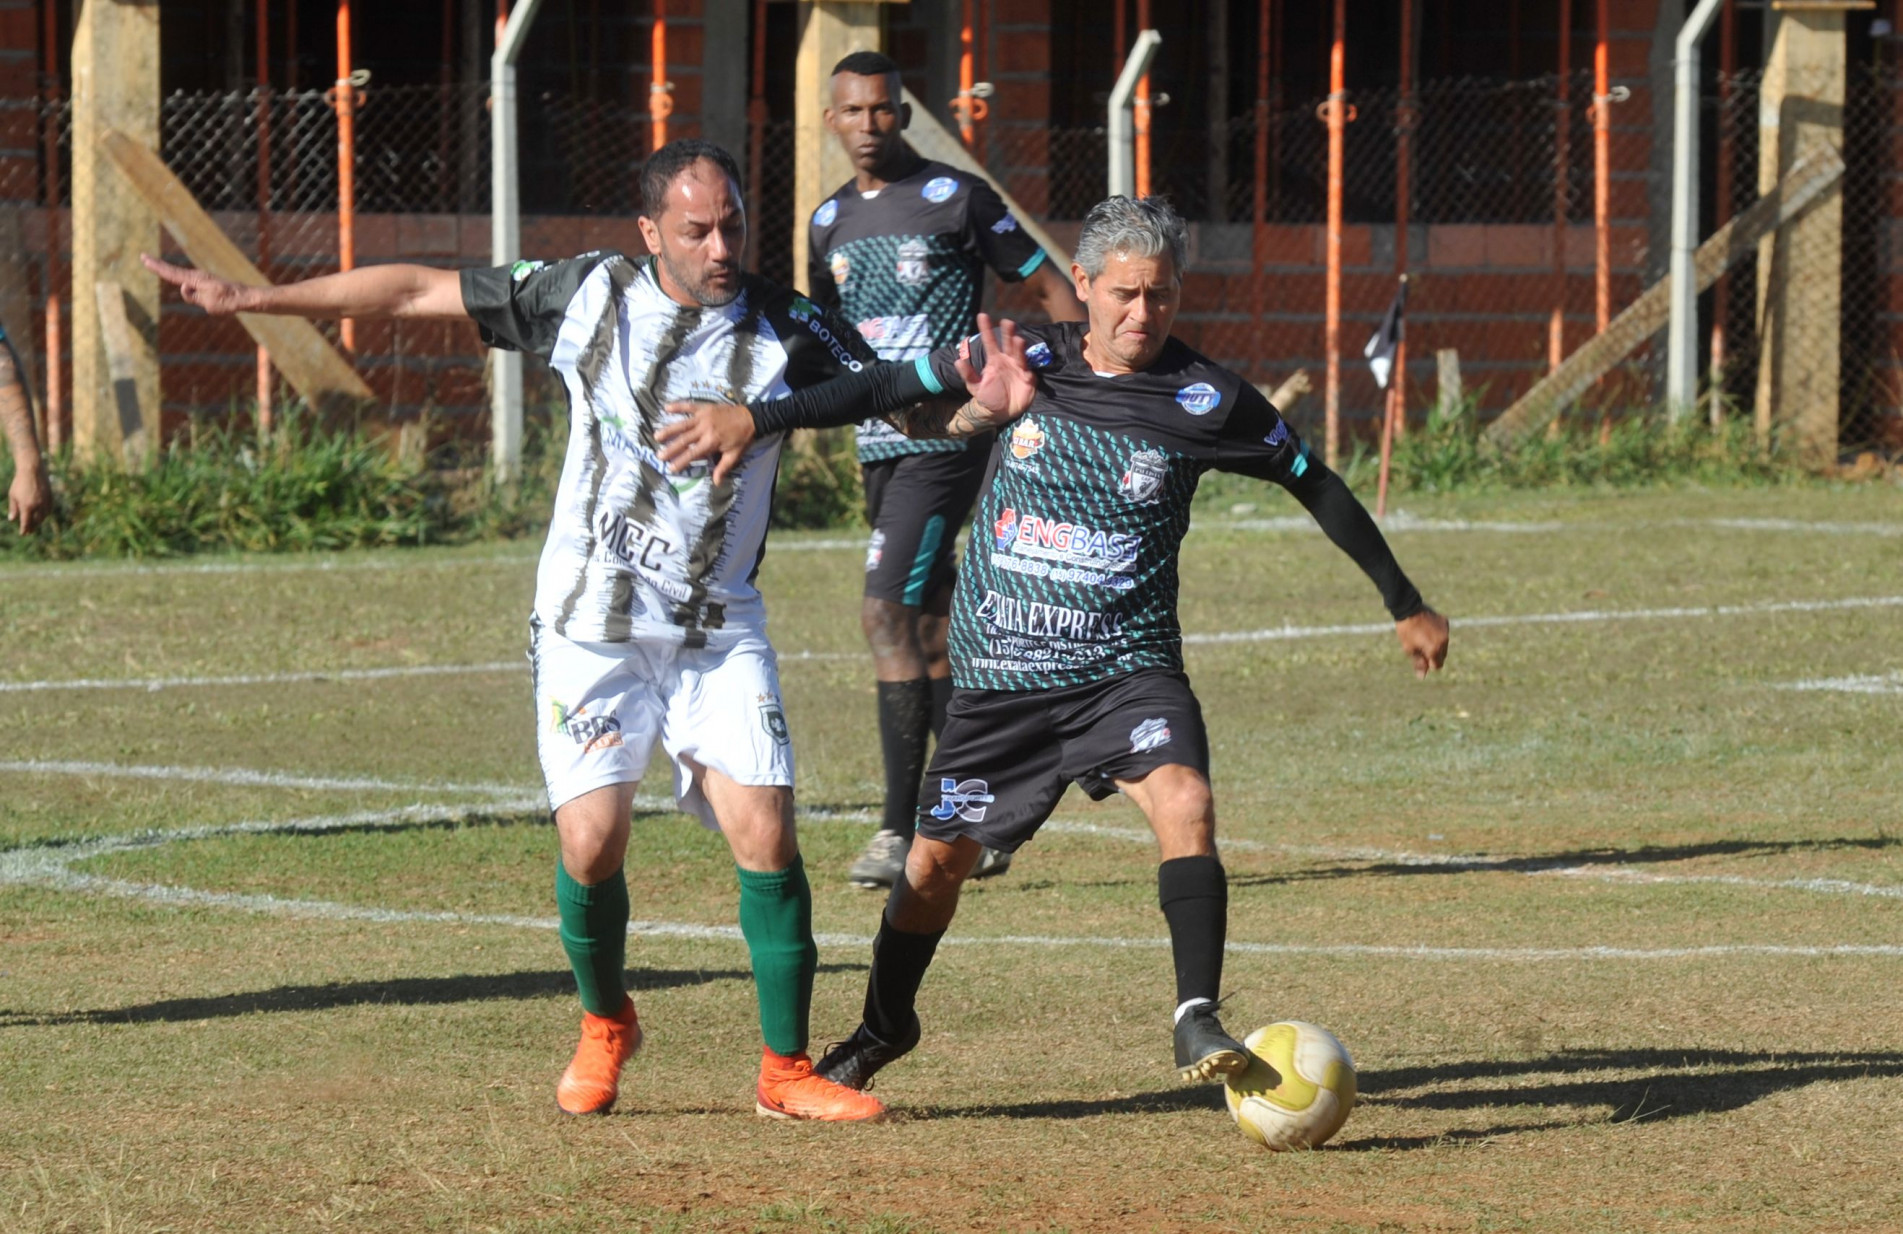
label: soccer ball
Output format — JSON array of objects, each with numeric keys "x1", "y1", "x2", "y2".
[{"x1": 1223, "y1": 1021, "x2": 1358, "y2": 1151}]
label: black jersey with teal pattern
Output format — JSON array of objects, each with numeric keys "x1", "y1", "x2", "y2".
[
  {"x1": 808, "y1": 157, "x2": 1047, "y2": 463},
  {"x1": 915, "y1": 323, "x2": 1332, "y2": 690}
]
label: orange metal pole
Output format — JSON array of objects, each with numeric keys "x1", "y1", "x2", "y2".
[
  {"x1": 1549, "y1": 0, "x2": 1571, "y2": 375},
  {"x1": 745, "y1": 0, "x2": 767, "y2": 271},
  {"x1": 1709, "y1": 0, "x2": 1736, "y2": 416},
  {"x1": 1134, "y1": 0, "x2": 1152, "y2": 197},
  {"x1": 1251, "y1": 0, "x2": 1269, "y2": 371},
  {"x1": 958, "y1": 0, "x2": 976, "y2": 147},
  {"x1": 257, "y1": 0, "x2": 274, "y2": 433},
  {"x1": 1322, "y1": 0, "x2": 1345, "y2": 467},
  {"x1": 651, "y1": 0, "x2": 672, "y2": 152},
  {"x1": 1592, "y1": 0, "x2": 1610, "y2": 335},
  {"x1": 40, "y1": 0, "x2": 62, "y2": 451},
  {"x1": 335, "y1": 0, "x2": 357, "y2": 353}
]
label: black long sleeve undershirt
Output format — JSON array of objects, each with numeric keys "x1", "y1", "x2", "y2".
[
  {"x1": 748, "y1": 359, "x2": 935, "y2": 436},
  {"x1": 1279, "y1": 458, "x2": 1426, "y2": 621}
]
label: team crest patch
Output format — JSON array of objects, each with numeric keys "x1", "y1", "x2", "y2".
[
  {"x1": 1129, "y1": 717, "x2": 1172, "y2": 753},
  {"x1": 1176, "y1": 382, "x2": 1221, "y2": 415},
  {"x1": 922, "y1": 176, "x2": 959, "y2": 203},
  {"x1": 787, "y1": 296, "x2": 816, "y2": 322},
  {"x1": 991, "y1": 212, "x2": 1020, "y2": 234},
  {"x1": 1118, "y1": 449, "x2": 1168, "y2": 504},
  {"x1": 930, "y1": 777, "x2": 996, "y2": 823},
  {"x1": 1007, "y1": 419, "x2": 1046, "y2": 461},
  {"x1": 830, "y1": 250, "x2": 852, "y2": 286},
  {"x1": 509, "y1": 259, "x2": 545, "y2": 283},
  {"x1": 865, "y1": 528, "x2": 886, "y2": 572},
  {"x1": 758, "y1": 696, "x2": 791, "y2": 745},
  {"x1": 896, "y1": 237, "x2": 930, "y2": 287},
  {"x1": 1024, "y1": 340, "x2": 1053, "y2": 368},
  {"x1": 814, "y1": 199, "x2": 838, "y2": 227}
]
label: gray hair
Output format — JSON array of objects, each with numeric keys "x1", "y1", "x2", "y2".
[{"x1": 1074, "y1": 195, "x2": 1187, "y2": 279}]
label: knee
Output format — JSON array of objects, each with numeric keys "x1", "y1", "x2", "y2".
[
  {"x1": 560, "y1": 837, "x2": 623, "y2": 885},
  {"x1": 861, "y1": 597, "x2": 917, "y2": 657}
]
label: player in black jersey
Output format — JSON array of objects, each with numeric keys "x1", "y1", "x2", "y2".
[
  {"x1": 656, "y1": 196, "x2": 1450, "y2": 1098},
  {"x1": 815, "y1": 52, "x2": 1085, "y2": 891}
]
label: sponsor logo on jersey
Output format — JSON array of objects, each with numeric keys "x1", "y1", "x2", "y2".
[
  {"x1": 1264, "y1": 419, "x2": 1289, "y2": 448},
  {"x1": 551, "y1": 702, "x2": 624, "y2": 754},
  {"x1": 1007, "y1": 419, "x2": 1046, "y2": 461},
  {"x1": 787, "y1": 296, "x2": 817, "y2": 322},
  {"x1": 603, "y1": 422, "x2": 710, "y2": 491},
  {"x1": 510, "y1": 259, "x2": 545, "y2": 283},
  {"x1": 922, "y1": 176, "x2": 959, "y2": 203},
  {"x1": 976, "y1": 590, "x2": 1124, "y2": 642},
  {"x1": 856, "y1": 313, "x2": 933, "y2": 360},
  {"x1": 1118, "y1": 449, "x2": 1169, "y2": 504},
  {"x1": 797, "y1": 310, "x2": 866, "y2": 374},
  {"x1": 829, "y1": 250, "x2": 852, "y2": 287},
  {"x1": 930, "y1": 777, "x2": 995, "y2": 823},
  {"x1": 758, "y1": 695, "x2": 791, "y2": 744},
  {"x1": 896, "y1": 237, "x2": 931, "y2": 287},
  {"x1": 1176, "y1": 382, "x2": 1222, "y2": 415},
  {"x1": 814, "y1": 199, "x2": 838, "y2": 227},
  {"x1": 1024, "y1": 340, "x2": 1054, "y2": 368},
  {"x1": 991, "y1": 212, "x2": 1020, "y2": 234},
  {"x1": 595, "y1": 509, "x2": 694, "y2": 603},
  {"x1": 1129, "y1": 717, "x2": 1172, "y2": 753},
  {"x1": 865, "y1": 528, "x2": 886, "y2": 572},
  {"x1": 991, "y1": 509, "x2": 1141, "y2": 571}
]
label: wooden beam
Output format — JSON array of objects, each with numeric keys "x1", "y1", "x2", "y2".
[
  {"x1": 93, "y1": 280, "x2": 147, "y2": 467},
  {"x1": 1485, "y1": 150, "x2": 1843, "y2": 447},
  {"x1": 71, "y1": 0, "x2": 160, "y2": 467},
  {"x1": 899, "y1": 88, "x2": 1075, "y2": 271},
  {"x1": 101, "y1": 129, "x2": 376, "y2": 417}
]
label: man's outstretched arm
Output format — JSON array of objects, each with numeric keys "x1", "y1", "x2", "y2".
[
  {"x1": 141, "y1": 254, "x2": 468, "y2": 321},
  {"x1": 0, "y1": 330, "x2": 48, "y2": 534}
]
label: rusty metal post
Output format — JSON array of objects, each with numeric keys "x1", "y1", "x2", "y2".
[
  {"x1": 1251, "y1": 0, "x2": 1269, "y2": 376},
  {"x1": 651, "y1": 0, "x2": 672, "y2": 152},
  {"x1": 40, "y1": 0, "x2": 62, "y2": 451},
  {"x1": 745, "y1": 0, "x2": 767, "y2": 271},
  {"x1": 1322, "y1": 0, "x2": 1347, "y2": 467},
  {"x1": 1710, "y1": 0, "x2": 1736, "y2": 422},
  {"x1": 1550, "y1": 0, "x2": 1572, "y2": 377},
  {"x1": 256, "y1": 0, "x2": 274, "y2": 433},
  {"x1": 335, "y1": 0, "x2": 356, "y2": 352},
  {"x1": 1135, "y1": 0, "x2": 1153, "y2": 197}
]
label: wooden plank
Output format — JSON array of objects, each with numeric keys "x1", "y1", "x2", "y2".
[
  {"x1": 100, "y1": 128, "x2": 376, "y2": 416},
  {"x1": 1437, "y1": 349, "x2": 1463, "y2": 419},
  {"x1": 900, "y1": 88, "x2": 1076, "y2": 272},
  {"x1": 1484, "y1": 150, "x2": 1844, "y2": 447},
  {"x1": 93, "y1": 280, "x2": 147, "y2": 467}
]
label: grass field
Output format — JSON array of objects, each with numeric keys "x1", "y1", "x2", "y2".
[{"x1": 4, "y1": 484, "x2": 1902, "y2": 1233}]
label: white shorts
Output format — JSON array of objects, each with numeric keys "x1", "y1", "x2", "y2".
[{"x1": 527, "y1": 618, "x2": 794, "y2": 827}]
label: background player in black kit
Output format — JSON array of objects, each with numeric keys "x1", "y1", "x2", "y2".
[
  {"x1": 813, "y1": 52, "x2": 1084, "y2": 890},
  {"x1": 657, "y1": 195, "x2": 1450, "y2": 1099}
]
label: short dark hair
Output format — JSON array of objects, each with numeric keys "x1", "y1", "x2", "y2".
[
  {"x1": 640, "y1": 139, "x2": 744, "y2": 220},
  {"x1": 831, "y1": 50, "x2": 900, "y2": 79}
]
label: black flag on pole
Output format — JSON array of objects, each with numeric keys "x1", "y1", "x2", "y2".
[{"x1": 1363, "y1": 275, "x2": 1408, "y2": 390}]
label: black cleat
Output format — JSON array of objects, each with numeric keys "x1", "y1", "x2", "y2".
[
  {"x1": 1173, "y1": 1002, "x2": 1251, "y2": 1083},
  {"x1": 814, "y1": 1016, "x2": 920, "y2": 1092}
]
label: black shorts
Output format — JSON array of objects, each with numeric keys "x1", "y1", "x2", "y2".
[
  {"x1": 914, "y1": 669, "x2": 1210, "y2": 853},
  {"x1": 861, "y1": 443, "x2": 989, "y2": 607}
]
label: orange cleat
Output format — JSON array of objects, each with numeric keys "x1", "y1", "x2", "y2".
[
  {"x1": 556, "y1": 996, "x2": 642, "y2": 1116},
  {"x1": 755, "y1": 1046, "x2": 888, "y2": 1122}
]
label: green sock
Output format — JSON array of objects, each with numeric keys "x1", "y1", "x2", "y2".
[
  {"x1": 555, "y1": 862, "x2": 629, "y2": 1017},
  {"x1": 735, "y1": 857, "x2": 818, "y2": 1057}
]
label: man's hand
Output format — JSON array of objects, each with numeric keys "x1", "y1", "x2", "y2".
[
  {"x1": 7, "y1": 460, "x2": 49, "y2": 534},
  {"x1": 1396, "y1": 608, "x2": 1449, "y2": 679},
  {"x1": 655, "y1": 400, "x2": 757, "y2": 485},
  {"x1": 955, "y1": 312, "x2": 1036, "y2": 424},
  {"x1": 142, "y1": 253, "x2": 256, "y2": 316}
]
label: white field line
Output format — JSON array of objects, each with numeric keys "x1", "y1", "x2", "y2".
[
  {"x1": 0, "y1": 759, "x2": 532, "y2": 798},
  {"x1": 6, "y1": 806, "x2": 1898, "y2": 961},
  {"x1": 10, "y1": 592, "x2": 1903, "y2": 695},
  {"x1": 1776, "y1": 671, "x2": 1903, "y2": 696},
  {"x1": 4, "y1": 515, "x2": 1898, "y2": 585}
]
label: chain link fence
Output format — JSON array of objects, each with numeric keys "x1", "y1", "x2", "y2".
[{"x1": 0, "y1": 65, "x2": 1894, "y2": 460}]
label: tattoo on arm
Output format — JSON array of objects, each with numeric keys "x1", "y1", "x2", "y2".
[{"x1": 885, "y1": 398, "x2": 987, "y2": 441}]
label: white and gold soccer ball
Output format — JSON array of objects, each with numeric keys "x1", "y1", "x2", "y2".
[{"x1": 1223, "y1": 1021, "x2": 1358, "y2": 1151}]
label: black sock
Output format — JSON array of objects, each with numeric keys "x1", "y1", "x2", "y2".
[
  {"x1": 1158, "y1": 855, "x2": 1227, "y2": 1007},
  {"x1": 877, "y1": 679, "x2": 934, "y2": 839},
  {"x1": 863, "y1": 908, "x2": 943, "y2": 1042},
  {"x1": 928, "y1": 676, "x2": 954, "y2": 740}
]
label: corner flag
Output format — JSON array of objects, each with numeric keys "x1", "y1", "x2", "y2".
[{"x1": 1364, "y1": 276, "x2": 1408, "y2": 389}]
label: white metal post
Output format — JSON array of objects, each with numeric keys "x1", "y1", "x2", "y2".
[
  {"x1": 490, "y1": 0, "x2": 546, "y2": 485},
  {"x1": 1666, "y1": 0, "x2": 1725, "y2": 420},
  {"x1": 1108, "y1": 30, "x2": 1162, "y2": 199}
]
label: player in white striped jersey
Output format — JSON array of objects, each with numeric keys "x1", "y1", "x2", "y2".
[{"x1": 141, "y1": 140, "x2": 889, "y2": 1123}]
